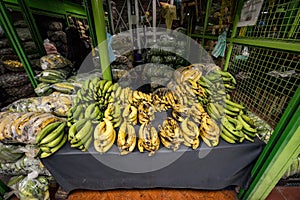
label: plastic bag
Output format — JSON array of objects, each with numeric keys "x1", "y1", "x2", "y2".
[
  {"x1": 40, "y1": 54, "x2": 71, "y2": 70},
  {"x1": 0, "y1": 143, "x2": 24, "y2": 163},
  {"x1": 6, "y1": 172, "x2": 50, "y2": 200},
  {"x1": 212, "y1": 31, "x2": 227, "y2": 58}
]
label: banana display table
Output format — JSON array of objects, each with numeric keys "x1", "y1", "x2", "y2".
[{"x1": 42, "y1": 138, "x2": 265, "y2": 194}]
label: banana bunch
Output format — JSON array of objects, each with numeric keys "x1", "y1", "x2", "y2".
[
  {"x1": 138, "y1": 101, "x2": 155, "y2": 124},
  {"x1": 37, "y1": 122, "x2": 67, "y2": 158},
  {"x1": 171, "y1": 104, "x2": 189, "y2": 122},
  {"x1": 34, "y1": 83, "x2": 53, "y2": 96},
  {"x1": 220, "y1": 115, "x2": 244, "y2": 144},
  {"x1": 122, "y1": 103, "x2": 138, "y2": 125},
  {"x1": 104, "y1": 103, "x2": 122, "y2": 128},
  {"x1": 181, "y1": 118, "x2": 200, "y2": 149},
  {"x1": 167, "y1": 81, "x2": 193, "y2": 106},
  {"x1": 224, "y1": 98, "x2": 245, "y2": 117},
  {"x1": 36, "y1": 69, "x2": 69, "y2": 84},
  {"x1": 0, "y1": 112, "x2": 62, "y2": 144},
  {"x1": 237, "y1": 114, "x2": 257, "y2": 142},
  {"x1": 188, "y1": 103, "x2": 205, "y2": 124},
  {"x1": 206, "y1": 102, "x2": 224, "y2": 121},
  {"x1": 158, "y1": 117, "x2": 183, "y2": 151},
  {"x1": 214, "y1": 70, "x2": 237, "y2": 93},
  {"x1": 94, "y1": 118, "x2": 116, "y2": 154},
  {"x1": 117, "y1": 121, "x2": 136, "y2": 155},
  {"x1": 174, "y1": 65, "x2": 202, "y2": 83},
  {"x1": 199, "y1": 114, "x2": 220, "y2": 147},
  {"x1": 68, "y1": 119, "x2": 94, "y2": 151},
  {"x1": 152, "y1": 88, "x2": 178, "y2": 111},
  {"x1": 51, "y1": 82, "x2": 77, "y2": 94},
  {"x1": 138, "y1": 123, "x2": 160, "y2": 156}
]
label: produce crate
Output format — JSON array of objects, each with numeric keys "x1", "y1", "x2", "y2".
[
  {"x1": 227, "y1": 44, "x2": 300, "y2": 129},
  {"x1": 237, "y1": 0, "x2": 300, "y2": 41}
]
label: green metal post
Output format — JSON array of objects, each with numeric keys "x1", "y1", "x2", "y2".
[
  {"x1": 238, "y1": 84, "x2": 300, "y2": 197},
  {"x1": 202, "y1": 0, "x2": 211, "y2": 46},
  {"x1": 17, "y1": 0, "x2": 46, "y2": 55},
  {"x1": 223, "y1": 0, "x2": 243, "y2": 71},
  {"x1": 91, "y1": 0, "x2": 112, "y2": 81},
  {"x1": 0, "y1": 0, "x2": 38, "y2": 87},
  {"x1": 240, "y1": 104, "x2": 300, "y2": 200},
  {"x1": 83, "y1": 0, "x2": 97, "y2": 48}
]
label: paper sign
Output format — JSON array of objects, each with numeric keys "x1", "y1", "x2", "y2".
[{"x1": 237, "y1": 0, "x2": 264, "y2": 27}]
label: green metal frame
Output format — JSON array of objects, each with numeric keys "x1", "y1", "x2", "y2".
[
  {"x1": 83, "y1": 0, "x2": 97, "y2": 48},
  {"x1": 91, "y1": 0, "x2": 112, "y2": 81},
  {"x1": 240, "y1": 103, "x2": 300, "y2": 199},
  {"x1": 196, "y1": 0, "x2": 300, "y2": 198},
  {"x1": 17, "y1": 0, "x2": 46, "y2": 55},
  {"x1": 0, "y1": 0, "x2": 37, "y2": 88}
]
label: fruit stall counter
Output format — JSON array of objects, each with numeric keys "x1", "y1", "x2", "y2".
[{"x1": 42, "y1": 138, "x2": 265, "y2": 194}]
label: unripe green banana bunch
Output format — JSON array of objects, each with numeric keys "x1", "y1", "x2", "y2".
[
  {"x1": 158, "y1": 117, "x2": 183, "y2": 151},
  {"x1": 138, "y1": 123, "x2": 160, "y2": 156},
  {"x1": 104, "y1": 103, "x2": 122, "y2": 128}
]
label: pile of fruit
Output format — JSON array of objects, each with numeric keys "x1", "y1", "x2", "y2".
[{"x1": 64, "y1": 64, "x2": 263, "y2": 157}]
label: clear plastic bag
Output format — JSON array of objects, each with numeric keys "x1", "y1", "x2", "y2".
[
  {"x1": 40, "y1": 54, "x2": 72, "y2": 70},
  {"x1": 6, "y1": 172, "x2": 50, "y2": 200}
]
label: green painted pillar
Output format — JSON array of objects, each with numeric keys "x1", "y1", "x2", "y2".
[
  {"x1": 91, "y1": 0, "x2": 112, "y2": 81},
  {"x1": 83, "y1": 0, "x2": 97, "y2": 48},
  {"x1": 17, "y1": 0, "x2": 46, "y2": 55},
  {"x1": 0, "y1": 0, "x2": 38, "y2": 88}
]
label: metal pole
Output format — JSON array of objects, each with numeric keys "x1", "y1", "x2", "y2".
[
  {"x1": 0, "y1": 0, "x2": 37, "y2": 88},
  {"x1": 17, "y1": 0, "x2": 46, "y2": 55},
  {"x1": 83, "y1": 0, "x2": 97, "y2": 48},
  {"x1": 106, "y1": 0, "x2": 115, "y2": 34},
  {"x1": 91, "y1": 0, "x2": 112, "y2": 81},
  {"x1": 152, "y1": 0, "x2": 156, "y2": 42}
]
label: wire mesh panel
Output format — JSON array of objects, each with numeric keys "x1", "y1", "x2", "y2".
[
  {"x1": 237, "y1": 0, "x2": 300, "y2": 41},
  {"x1": 227, "y1": 44, "x2": 300, "y2": 128}
]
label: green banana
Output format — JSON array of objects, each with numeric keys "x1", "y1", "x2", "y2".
[
  {"x1": 220, "y1": 133, "x2": 236, "y2": 144},
  {"x1": 102, "y1": 80, "x2": 113, "y2": 94},
  {"x1": 68, "y1": 119, "x2": 87, "y2": 140},
  {"x1": 225, "y1": 104, "x2": 240, "y2": 113},
  {"x1": 224, "y1": 108, "x2": 238, "y2": 116},
  {"x1": 39, "y1": 122, "x2": 66, "y2": 145},
  {"x1": 221, "y1": 118, "x2": 244, "y2": 138},
  {"x1": 237, "y1": 115, "x2": 257, "y2": 133},
  {"x1": 226, "y1": 116, "x2": 243, "y2": 131},
  {"x1": 244, "y1": 134, "x2": 254, "y2": 142},
  {"x1": 224, "y1": 99, "x2": 244, "y2": 110},
  {"x1": 36, "y1": 121, "x2": 62, "y2": 144},
  {"x1": 84, "y1": 103, "x2": 96, "y2": 119},
  {"x1": 72, "y1": 120, "x2": 93, "y2": 142},
  {"x1": 50, "y1": 135, "x2": 68, "y2": 154},
  {"x1": 41, "y1": 130, "x2": 65, "y2": 148},
  {"x1": 241, "y1": 114, "x2": 257, "y2": 128},
  {"x1": 221, "y1": 128, "x2": 238, "y2": 141}
]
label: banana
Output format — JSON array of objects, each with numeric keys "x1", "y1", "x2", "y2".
[
  {"x1": 221, "y1": 117, "x2": 244, "y2": 138},
  {"x1": 128, "y1": 106, "x2": 138, "y2": 125},
  {"x1": 41, "y1": 130, "x2": 65, "y2": 148},
  {"x1": 224, "y1": 99, "x2": 244, "y2": 110},
  {"x1": 40, "y1": 135, "x2": 67, "y2": 158},
  {"x1": 226, "y1": 116, "x2": 243, "y2": 131},
  {"x1": 39, "y1": 122, "x2": 66, "y2": 145},
  {"x1": 94, "y1": 129, "x2": 116, "y2": 153},
  {"x1": 72, "y1": 120, "x2": 93, "y2": 143},
  {"x1": 237, "y1": 115, "x2": 257, "y2": 133},
  {"x1": 117, "y1": 121, "x2": 127, "y2": 147},
  {"x1": 244, "y1": 134, "x2": 254, "y2": 142},
  {"x1": 68, "y1": 119, "x2": 87, "y2": 141},
  {"x1": 82, "y1": 135, "x2": 93, "y2": 151},
  {"x1": 225, "y1": 104, "x2": 240, "y2": 113},
  {"x1": 224, "y1": 108, "x2": 238, "y2": 117},
  {"x1": 241, "y1": 114, "x2": 257, "y2": 128},
  {"x1": 84, "y1": 103, "x2": 96, "y2": 119},
  {"x1": 221, "y1": 127, "x2": 238, "y2": 141},
  {"x1": 36, "y1": 121, "x2": 62, "y2": 144},
  {"x1": 102, "y1": 80, "x2": 113, "y2": 94},
  {"x1": 72, "y1": 104, "x2": 84, "y2": 120},
  {"x1": 220, "y1": 133, "x2": 236, "y2": 144}
]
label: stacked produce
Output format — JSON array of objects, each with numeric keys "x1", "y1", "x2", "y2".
[
  {"x1": 67, "y1": 77, "x2": 116, "y2": 151},
  {"x1": 46, "y1": 21, "x2": 67, "y2": 57},
  {"x1": 4, "y1": 94, "x2": 73, "y2": 117}
]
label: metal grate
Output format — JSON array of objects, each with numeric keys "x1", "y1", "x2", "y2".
[
  {"x1": 227, "y1": 44, "x2": 300, "y2": 129},
  {"x1": 237, "y1": 0, "x2": 300, "y2": 41}
]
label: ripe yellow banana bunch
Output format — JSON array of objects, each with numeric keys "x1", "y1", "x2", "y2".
[
  {"x1": 181, "y1": 117, "x2": 200, "y2": 150},
  {"x1": 174, "y1": 65, "x2": 202, "y2": 83},
  {"x1": 117, "y1": 121, "x2": 136, "y2": 155},
  {"x1": 158, "y1": 117, "x2": 183, "y2": 151},
  {"x1": 138, "y1": 123, "x2": 160, "y2": 156},
  {"x1": 94, "y1": 118, "x2": 116, "y2": 154},
  {"x1": 188, "y1": 103, "x2": 205, "y2": 124},
  {"x1": 122, "y1": 103, "x2": 138, "y2": 125},
  {"x1": 130, "y1": 90, "x2": 152, "y2": 107},
  {"x1": 152, "y1": 88, "x2": 178, "y2": 111},
  {"x1": 138, "y1": 101, "x2": 155, "y2": 124},
  {"x1": 171, "y1": 104, "x2": 189, "y2": 122},
  {"x1": 199, "y1": 114, "x2": 220, "y2": 147}
]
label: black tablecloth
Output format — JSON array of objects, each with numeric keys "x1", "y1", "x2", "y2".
[{"x1": 42, "y1": 138, "x2": 265, "y2": 193}]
